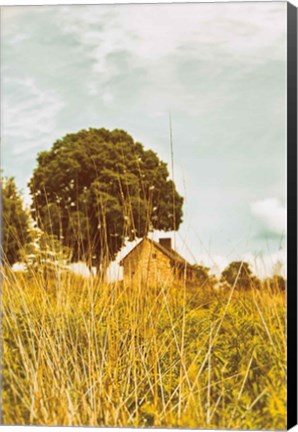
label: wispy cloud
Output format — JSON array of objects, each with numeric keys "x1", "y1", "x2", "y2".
[
  {"x1": 55, "y1": 3, "x2": 286, "y2": 114},
  {"x1": 3, "y1": 77, "x2": 64, "y2": 155},
  {"x1": 58, "y1": 3, "x2": 286, "y2": 65},
  {"x1": 2, "y1": 3, "x2": 286, "y2": 261},
  {"x1": 250, "y1": 198, "x2": 286, "y2": 235}
]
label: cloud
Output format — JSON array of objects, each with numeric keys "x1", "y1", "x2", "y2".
[
  {"x1": 193, "y1": 250, "x2": 286, "y2": 279},
  {"x1": 250, "y1": 198, "x2": 286, "y2": 235},
  {"x1": 3, "y1": 77, "x2": 64, "y2": 155},
  {"x1": 68, "y1": 262, "x2": 92, "y2": 277},
  {"x1": 2, "y1": 4, "x2": 286, "y2": 264},
  {"x1": 7, "y1": 32, "x2": 30, "y2": 46},
  {"x1": 58, "y1": 3, "x2": 286, "y2": 67},
  {"x1": 55, "y1": 3, "x2": 286, "y2": 114},
  {"x1": 243, "y1": 249, "x2": 286, "y2": 279}
]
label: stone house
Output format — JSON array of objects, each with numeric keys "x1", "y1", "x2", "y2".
[{"x1": 119, "y1": 237, "x2": 195, "y2": 288}]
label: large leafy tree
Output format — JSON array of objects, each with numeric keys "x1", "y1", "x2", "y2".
[
  {"x1": 29, "y1": 128, "x2": 183, "y2": 268},
  {"x1": 2, "y1": 177, "x2": 32, "y2": 265},
  {"x1": 220, "y1": 261, "x2": 259, "y2": 290}
]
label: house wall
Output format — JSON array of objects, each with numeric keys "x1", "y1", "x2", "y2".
[{"x1": 123, "y1": 239, "x2": 174, "y2": 288}]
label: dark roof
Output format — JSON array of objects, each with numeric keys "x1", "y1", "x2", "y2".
[{"x1": 119, "y1": 237, "x2": 194, "y2": 268}]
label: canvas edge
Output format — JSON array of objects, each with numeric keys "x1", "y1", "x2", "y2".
[{"x1": 287, "y1": 1, "x2": 298, "y2": 430}]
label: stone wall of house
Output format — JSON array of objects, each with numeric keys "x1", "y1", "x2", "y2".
[{"x1": 123, "y1": 239, "x2": 174, "y2": 288}]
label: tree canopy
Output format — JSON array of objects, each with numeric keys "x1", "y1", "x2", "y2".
[
  {"x1": 29, "y1": 128, "x2": 184, "y2": 268},
  {"x1": 220, "y1": 261, "x2": 259, "y2": 290},
  {"x1": 193, "y1": 264, "x2": 217, "y2": 289},
  {"x1": 2, "y1": 177, "x2": 32, "y2": 265}
]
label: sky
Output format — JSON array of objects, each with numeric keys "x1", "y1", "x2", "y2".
[{"x1": 1, "y1": 2, "x2": 287, "y2": 277}]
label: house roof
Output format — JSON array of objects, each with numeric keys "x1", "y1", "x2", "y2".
[{"x1": 119, "y1": 237, "x2": 194, "y2": 268}]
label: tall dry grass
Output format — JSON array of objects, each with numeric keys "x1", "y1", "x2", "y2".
[{"x1": 1, "y1": 264, "x2": 286, "y2": 429}]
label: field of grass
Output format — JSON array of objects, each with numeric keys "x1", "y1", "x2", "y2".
[{"x1": 2, "y1": 266, "x2": 286, "y2": 429}]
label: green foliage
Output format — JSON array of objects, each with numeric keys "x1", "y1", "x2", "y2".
[
  {"x1": 22, "y1": 231, "x2": 72, "y2": 276},
  {"x1": 29, "y1": 128, "x2": 183, "y2": 266},
  {"x1": 220, "y1": 261, "x2": 259, "y2": 290},
  {"x1": 264, "y1": 274, "x2": 286, "y2": 292},
  {"x1": 193, "y1": 264, "x2": 217, "y2": 288},
  {"x1": 2, "y1": 177, "x2": 32, "y2": 265}
]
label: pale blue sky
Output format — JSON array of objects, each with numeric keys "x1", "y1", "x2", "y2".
[{"x1": 2, "y1": 2, "x2": 287, "y2": 275}]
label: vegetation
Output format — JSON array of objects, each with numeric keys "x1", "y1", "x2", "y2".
[
  {"x1": 264, "y1": 275, "x2": 286, "y2": 293},
  {"x1": 21, "y1": 231, "x2": 72, "y2": 278},
  {"x1": 2, "y1": 263, "x2": 286, "y2": 429},
  {"x1": 28, "y1": 128, "x2": 183, "y2": 270},
  {"x1": 1, "y1": 177, "x2": 32, "y2": 265},
  {"x1": 220, "y1": 261, "x2": 260, "y2": 291},
  {"x1": 193, "y1": 264, "x2": 217, "y2": 289},
  {"x1": 2, "y1": 130, "x2": 286, "y2": 429}
]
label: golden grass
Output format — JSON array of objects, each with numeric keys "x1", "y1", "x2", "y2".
[{"x1": 2, "y1": 267, "x2": 286, "y2": 429}]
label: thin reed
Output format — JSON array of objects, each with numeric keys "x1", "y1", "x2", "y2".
[{"x1": 2, "y1": 265, "x2": 286, "y2": 429}]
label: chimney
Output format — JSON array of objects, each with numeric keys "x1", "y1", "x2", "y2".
[{"x1": 159, "y1": 238, "x2": 172, "y2": 250}]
